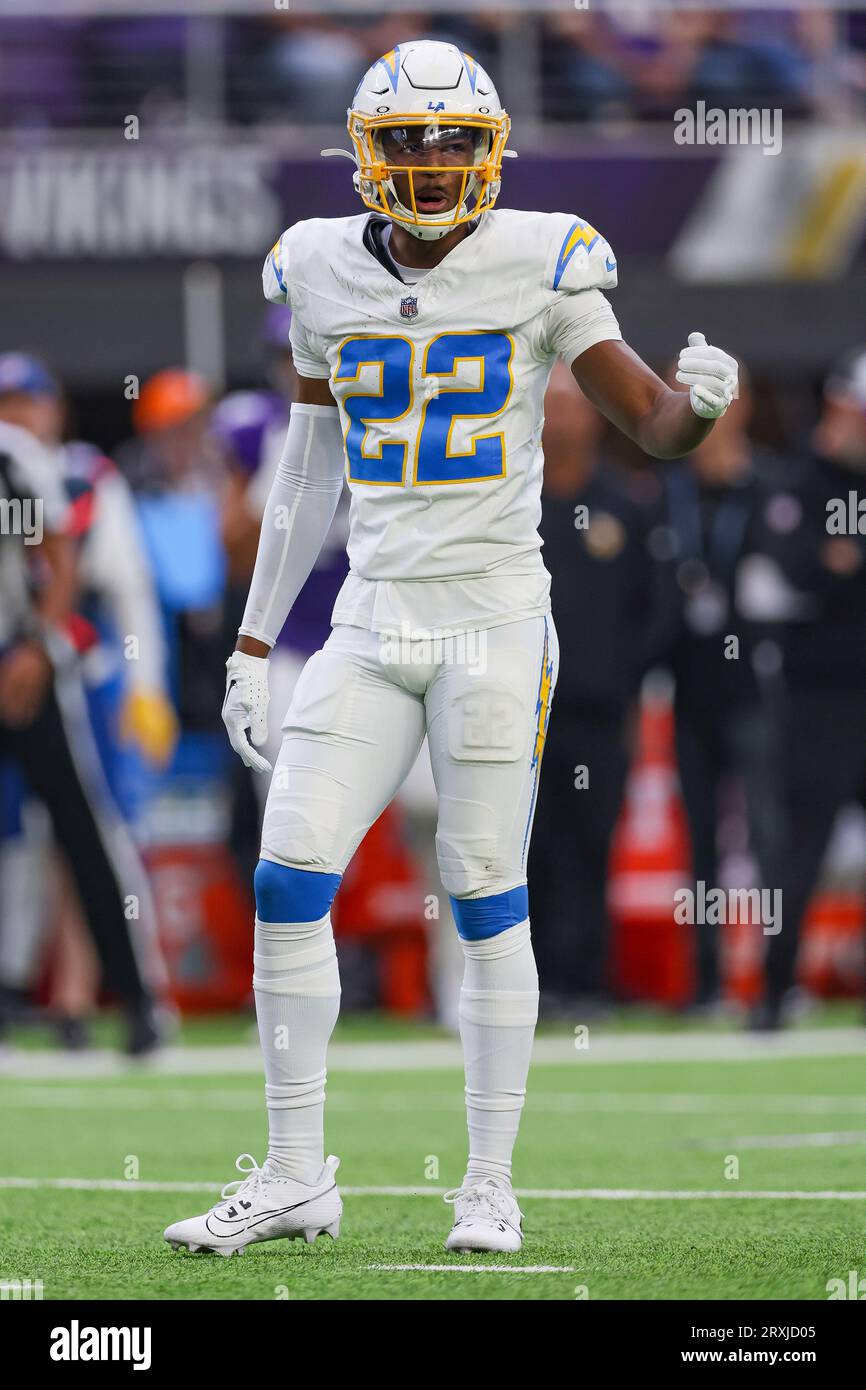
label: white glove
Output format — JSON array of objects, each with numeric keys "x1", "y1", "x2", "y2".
[
  {"x1": 222, "y1": 650, "x2": 272, "y2": 774},
  {"x1": 676, "y1": 331, "x2": 739, "y2": 420}
]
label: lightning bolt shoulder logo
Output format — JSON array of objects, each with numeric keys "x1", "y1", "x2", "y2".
[{"x1": 552, "y1": 219, "x2": 601, "y2": 291}]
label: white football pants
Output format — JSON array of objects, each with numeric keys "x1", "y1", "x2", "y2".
[{"x1": 260, "y1": 615, "x2": 558, "y2": 900}]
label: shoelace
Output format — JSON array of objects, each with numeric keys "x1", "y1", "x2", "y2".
[
  {"x1": 443, "y1": 1181, "x2": 522, "y2": 1225},
  {"x1": 214, "y1": 1154, "x2": 268, "y2": 1236}
]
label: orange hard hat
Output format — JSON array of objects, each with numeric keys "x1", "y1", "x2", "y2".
[{"x1": 133, "y1": 369, "x2": 211, "y2": 434}]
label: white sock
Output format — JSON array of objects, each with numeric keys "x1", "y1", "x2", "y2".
[
  {"x1": 253, "y1": 911, "x2": 341, "y2": 1184},
  {"x1": 458, "y1": 918, "x2": 539, "y2": 1188}
]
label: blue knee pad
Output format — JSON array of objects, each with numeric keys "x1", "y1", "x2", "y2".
[
  {"x1": 254, "y1": 860, "x2": 342, "y2": 924},
  {"x1": 450, "y1": 885, "x2": 529, "y2": 941}
]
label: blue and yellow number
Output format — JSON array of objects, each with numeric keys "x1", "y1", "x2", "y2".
[
  {"x1": 334, "y1": 331, "x2": 514, "y2": 486},
  {"x1": 415, "y1": 332, "x2": 514, "y2": 484},
  {"x1": 334, "y1": 335, "x2": 413, "y2": 485}
]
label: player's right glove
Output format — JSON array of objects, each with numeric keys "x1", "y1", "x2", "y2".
[
  {"x1": 222, "y1": 650, "x2": 272, "y2": 774},
  {"x1": 676, "y1": 331, "x2": 739, "y2": 420}
]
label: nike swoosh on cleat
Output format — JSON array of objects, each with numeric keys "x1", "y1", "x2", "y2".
[{"x1": 205, "y1": 1186, "x2": 337, "y2": 1237}]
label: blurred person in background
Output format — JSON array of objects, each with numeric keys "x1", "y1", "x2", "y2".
[
  {"x1": 687, "y1": 10, "x2": 814, "y2": 115},
  {"x1": 116, "y1": 368, "x2": 230, "y2": 740},
  {"x1": 793, "y1": 7, "x2": 866, "y2": 121},
  {"x1": 753, "y1": 348, "x2": 866, "y2": 1028},
  {"x1": 658, "y1": 368, "x2": 788, "y2": 1012},
  {"x1": 258, "y1": 14, "x2": 368, "y2": 123},
  {"x1": 0, "y1": 355, "x2": 168, "y2": 1053},
  {"x1": 0, "y1": 354, "x2": 176, "y2": 1048},
  {"x1": 577, "y1": 8, "x2": 817, "y2": 124},
  {"x1": 529, "y1": 362, "x2": 667, "y2": 1017},
  {"x1": 543, "y1": 12, "x2": 632, "y2": 124}
]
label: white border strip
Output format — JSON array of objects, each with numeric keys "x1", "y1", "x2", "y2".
[{"x1": 1, "y1": 1027, "x2": 865, "y2": 1079}]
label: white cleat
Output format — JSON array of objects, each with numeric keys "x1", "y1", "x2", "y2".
[
  {"x1": 163, "y1": 1153, "x2": 342, "y2": 1258},
  {"x1": 444, "y1": 1177, "x2": 524, "y2": 1254}
]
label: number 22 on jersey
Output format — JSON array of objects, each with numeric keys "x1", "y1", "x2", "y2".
[{"x1": 334, "y1": 332, "x2": 514, "y2": 486}]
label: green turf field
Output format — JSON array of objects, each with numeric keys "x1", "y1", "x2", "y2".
[{"x1": 2, "y1": 1014, "x2": 865, "y2": 1301}]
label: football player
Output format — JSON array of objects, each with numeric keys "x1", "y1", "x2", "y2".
[{"x1": 165, "y1": 39, "x2": 738, "y2": 1257}]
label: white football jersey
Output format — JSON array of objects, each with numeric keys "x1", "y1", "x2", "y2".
[{"x1": 262, "y1": 207, "x2": 621, "y2": 633}]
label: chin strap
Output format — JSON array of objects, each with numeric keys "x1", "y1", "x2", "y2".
[{"x1": 389, "y1": 195, "x2": 470, "y2": 242}]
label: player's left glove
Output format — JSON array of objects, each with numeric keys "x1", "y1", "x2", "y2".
[
  {"x1": 676, "y1": 331, "x2": 739, "y2": 420},
  {"x1": 222, "y1": 650, "x2": 272, "y2": 775}
]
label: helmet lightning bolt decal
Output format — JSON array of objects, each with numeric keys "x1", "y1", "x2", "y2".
[
  {"x1": 460, "y1": 51, "x2": 479, "y2": 93},
  {"x1": 374, "y1": 47, "x2": 401, "y2": 93}
]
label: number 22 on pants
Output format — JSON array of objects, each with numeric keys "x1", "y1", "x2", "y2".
[{"x1": 334, "y1": 331, "x2": 515, "y2": 486}]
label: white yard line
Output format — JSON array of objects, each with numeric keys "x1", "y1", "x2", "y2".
[
  {"x1": 3, "y1": 1086, "x2": 866, "y2": 1116},
  {"x1": 2, "y1": 1176, "x2": 866, "y2": 1199},
  {"x1": 1, "y1": 1028, "x2": 864, "y2": 1079},
  {"x1": 689, "y1": 1130, "x2": 866, "y2": 1149},
  {"x1": 8, "y1": 1084, "x2": 866, "y2": 1117}
]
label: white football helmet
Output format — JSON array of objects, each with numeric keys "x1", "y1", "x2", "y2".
[{"x1": 324, "y1": 39, "x2": 512, "y2": 242}]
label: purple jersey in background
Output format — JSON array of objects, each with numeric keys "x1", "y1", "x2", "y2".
[{"x1": 212, "y1": 389, "x2": 349, "y2": 657}]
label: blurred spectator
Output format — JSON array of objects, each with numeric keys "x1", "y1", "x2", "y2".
[
  {"x1": 657, "y1": 370, "x2": 789, "y2": 1010},
  {"x1": 795, "y1": 7, "x2": 866, "y2": 121},
  {"x1": 529, "y1": 363, "x2": 667, "y2": 1017},
  {"x1": 355, "y1": 12, "x2": 440, "y2": 63},
  {"x1": 116, "y1": 369, "x2": 230, "y2": 734},
  {"x1": 544, "y1": 13, "x2": 633, "y2": 124},
  {"x1": 0, "y1": 356, "x2": 175, "y2": 1046},
  {"x1": 2, "y1": 10, "x2": 865, "y2": 131},
  {"x1": 0, "y1": 354, "x2": 168, "y2": 1052},
  {"x1": 255, "y1": 15, "x2": 367, "y2": 123},
  {"x1": 754, "y1": 346, "x2": 866, "y2": 1027},
  {"x1": 688, "y1": 11, "x2": 812, "y2": 116}
]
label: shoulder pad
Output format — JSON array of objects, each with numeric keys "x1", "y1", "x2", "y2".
[
  {"x1": 548, "y1": 213, "x2": 617, "y2": 294},
  {"x1": 263, "y1": 229, "x2": 290, "y2": 305},
  {"x1": 262, "y1": 218, "x2": 342, "y2": 307}
]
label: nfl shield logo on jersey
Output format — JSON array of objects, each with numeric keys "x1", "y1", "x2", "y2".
[{"x1": 400, "y1": 295, "x2": 419, "y2": 321}]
